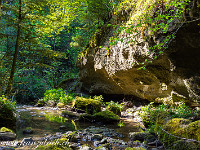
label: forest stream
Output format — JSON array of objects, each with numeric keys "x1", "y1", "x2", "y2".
[{"x1": 1, "y1": 105, "x2": 143, "y2": 150}]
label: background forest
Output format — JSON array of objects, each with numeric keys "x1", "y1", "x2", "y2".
[{"x1": 0, "y1": 0, "x2": 120, "y2": 103}]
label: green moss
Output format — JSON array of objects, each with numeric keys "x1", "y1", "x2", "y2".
[
  {"x1": 106, "y1": 101, "x2": 122, "y2": 116},
  {"x1": 93, "y1": 110, "x2": 120, "y2": 123},
  {"x1": 36, "y1": 99, "x2": 46, "y2": 107},
  {"x1": 0, "y1": 96, "x2": 16, "y2": 130},
  {"x1": 178, "y1": 120, "x2": 200, "y2": 141},
  {"x1": 157, "y1": 119, "x2": 200, "y2": 149},
  {"x1": 164, "y1": 118, "x2": 191, "y2": 133},
  {"x1": 0, "y1": 127, "x2": 14, "y2": 133},
  {"x1": 173, "y1": 140, "x2": 199, "y2": 150},
  {"x1": 72, "y1": 96, "x2": 102, "y2": 114}
]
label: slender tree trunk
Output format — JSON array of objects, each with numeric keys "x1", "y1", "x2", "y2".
[{"x1": 5, "y1": 0, "x2": 22, "y2": 97}]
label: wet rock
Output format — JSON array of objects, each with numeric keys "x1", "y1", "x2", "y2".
[
  {"x1": 129, "y1": 132, "x2": 153, "y2": 142},
  {"x1": 62, "y1": 110, "x2": 83, "y2": 118},
  {"x1": 21, "y1": 137, "x2": 33, "y2": 145},
  {"x1": 0, "y1": 132, "x2": 16, "y2": 141},
  {"x1": 0, "y1": 147, "x2": 15, "y2": 150},
  {"x1": 23, "y1": 128, "x2": 33, "y2": 134},
  {"x1": 59, "y1": 125, "x2": 68, "y2": 131},
  {"x1": 91, "y1": 134, "x2": 103, "y2": 141},
  {"x1": 69, "y1": 142, "x2": 80, "y2": 150},
  {"x1": 46, "y1": 100, "x2": 57, "y2": 107},
  {"x1": 80, "y1": 145, "x2": 93, "y2": 150},
  {"x1": 57, "y1": 103, "x2": 65, "y2": 108}
]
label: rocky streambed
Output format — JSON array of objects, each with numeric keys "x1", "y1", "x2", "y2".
[{"x1": 0, "y1": 105, "x2": 164, "y2": 150}]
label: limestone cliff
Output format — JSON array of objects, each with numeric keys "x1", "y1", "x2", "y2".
[{"x1": 79, "y1": 0, "x2": 200, "y2": 104}]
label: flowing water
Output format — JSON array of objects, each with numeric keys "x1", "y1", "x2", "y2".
[{"x1": 6, "y1": 105, "x2": 140, "y2": 149}]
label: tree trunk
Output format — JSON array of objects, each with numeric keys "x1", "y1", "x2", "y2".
[{"x1": 5, "y1": 0, "x2": 22, "y2": 97}]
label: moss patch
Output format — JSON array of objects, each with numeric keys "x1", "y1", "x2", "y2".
[
  {"x1": 93, "y1": 110, "x2": 120, "y2": 123},
  {"x1": 157, "y1": 119, "x2": 200, "y2": 149},
  {"x1": 0, "y1": 127, "x2": 14, "y2": 133},
  {"x1": 72, "y1": 96, "x2": 102, "y2": 114}
]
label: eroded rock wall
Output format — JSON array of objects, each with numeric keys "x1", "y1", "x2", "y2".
[{"x1": 79, "y1": 1, "x2": 200, "y2": 104}]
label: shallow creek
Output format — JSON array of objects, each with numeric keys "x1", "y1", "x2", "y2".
[{"x1": 9, "y1": 105, "x2": 141, "y2": 149}]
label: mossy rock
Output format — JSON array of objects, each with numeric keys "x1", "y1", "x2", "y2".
[
  {"x1": 106, "y1": 102, "x2": 121, "y2": 116},
  {"x1": 79, "y1": 114, "x2": 95, "y2": 122},
  {"x1": 141, "y1": 110, "x2": 170, "y2": 127},
  {"x1": 36, "y1": 99, "x2": 46, "y2": 107},
  {"x1": 93, "y1": 110, "x2": 120, "y2": 123},
  {"x1": 164, "y1": 118, "x2": 191, "y2": 133},
  {"x1": 129, "y1": 132, "x2": 156, "y2": 143},
  {"x1": 173, "y1": 140, "x2": 199, "y2": 150},
  {"x1": 57, "y1": 102, "x2": 65, "y2": 108},
  {"x1": 79, "y1": 110, "x2": 120, "y2": 124},
  {"x1": 157, "y1": 118, "x2": 200, "y2": 149},
  {"x1": 72, "y1": 96, "x2": 102, "y2": 114},
  {"x1": 0, "y1": 97, "x2": 16, "y2": 131}
]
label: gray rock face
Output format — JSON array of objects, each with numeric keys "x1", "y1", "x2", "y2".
[
  {"x1": 0, "y1": 132, "x2": 16, "y2": 141},
  {"x1": 79, "y1": 4, "x2": 200, "y2": 104}
]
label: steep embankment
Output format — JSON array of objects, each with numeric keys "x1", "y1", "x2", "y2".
[{"x1": 79, "y1": 0, "x2": 200, "y2": 105}]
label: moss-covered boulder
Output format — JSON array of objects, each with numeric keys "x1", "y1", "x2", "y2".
[
  {"x1": 173, "y1": 140, "x2": 198, "y2": 150},
  {"x1": 0, "y1": 96, "x2": 16, "y2": 131},
  {"x1": 157, "y1": 118, "x2": 200, "y2": 149},
  {"x1": 57, "y1": 102, "x2": 65, "y2": 108},
  {"x1": 0, "y1": 127, "x2": 16, "y2": 141},
  {"x1": 105, "y1": 101, "x2": 121, "y2": 116},
  {"x1": 93, "y1": 110, "x2": 120, "y2": 123},
  {"x1": 72, "y1": 96, "x2": 102, "y2": 114},
  {"x1": 79, "y1": 110, "x2": 120, "y2": 124}
]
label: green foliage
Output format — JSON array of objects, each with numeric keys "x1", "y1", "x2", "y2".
[
  {"x1": 44, "y1": 114, "x2": 67, "y2": 124},
  {"x1": 72, "y1": 96, "x2": 102, "y2": 114},
  {"x1": 59, "y1": 94, "x2": 74, "y2": 105},
  {"x1": 0, "y1": 96, "x2": 16, "y2": 113},
  {"x1": 37, "y1": 88, "x2": 75, "y2": 106},
  {"x1": 139, "y1": 102, "x2": 197, "y2": 128},
  {"x1": 44, "y1": 88, "x2": 66, "y2": 103},
  {"x1": 117, "y1": 120, "x2": 125, "y2": 127},
  {"x1": 105, "y1": 101, "x2": 122, "y2": 116}
]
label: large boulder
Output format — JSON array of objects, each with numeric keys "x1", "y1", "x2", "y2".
[{"x1": 79, "y1": 1, "x2": 200, "y2": 104}]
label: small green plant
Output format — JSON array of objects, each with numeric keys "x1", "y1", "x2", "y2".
[
  {"x1": 140, "y1": 102, "x2": 197, "y2": 129},
  {"x1": 117, "y1": 121, "x2": 125, "y2": 127},
  {"x1": 172, "y1": 102, "x2": 195, "y2": 118},
  {"x1": 105, "y1": 101, "x2": 122, "y2": 116}
]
